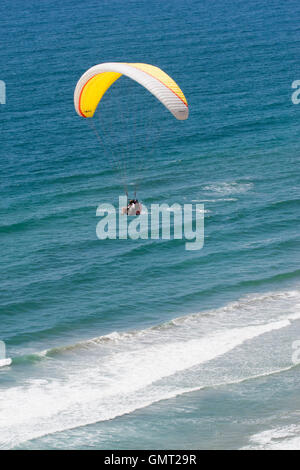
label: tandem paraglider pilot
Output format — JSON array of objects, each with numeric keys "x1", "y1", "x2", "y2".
[{"x1": 122, "y1": 199, "x2": 142, "y2": 216}]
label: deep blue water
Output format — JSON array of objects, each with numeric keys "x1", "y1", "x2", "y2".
[{"x1": 0, "y1": 0, "x2": 300, "y2": 449}]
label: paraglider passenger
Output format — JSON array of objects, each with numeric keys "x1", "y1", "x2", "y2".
[{"x1": 122, "y1": 198, "x2": 142, "y2": 216}]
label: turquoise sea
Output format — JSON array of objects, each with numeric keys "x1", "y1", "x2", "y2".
[{"x1": 1, "y1": 0, "x2": 300, "y2": 450}]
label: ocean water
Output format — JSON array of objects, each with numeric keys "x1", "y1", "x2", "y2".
[{"x1": 0, "y1": 0, "x2": 300, "y2": 450}]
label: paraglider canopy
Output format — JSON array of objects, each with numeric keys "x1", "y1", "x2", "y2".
[
  {"x1": 74, "y1": 62, "x2": 189, "y2": 120},
  {"x1": 74, "y1": 62, "x2": 189, "y2": 196}
]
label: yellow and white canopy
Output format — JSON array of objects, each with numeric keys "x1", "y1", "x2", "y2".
[{"x1": 74, "y1": 62, "x2": 188, "y2": 120}]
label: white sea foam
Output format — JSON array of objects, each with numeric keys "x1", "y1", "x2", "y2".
[
  {"x1": 203, "y1": 182, "x2": 253, "y2": 195},
  {"x1": 0, "y1": 358, "x2": 12, "y2": 368},
  {"x1": 243, "y1": 424, "x2": 300, "y2": 450},
  {"x1": 0, "y1": 306, "x2": 298, "y2": 449},
  {"x1": 191, "y1": 198, "x2": 237, "y2": 202}
]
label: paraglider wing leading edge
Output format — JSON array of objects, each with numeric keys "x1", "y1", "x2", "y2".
[{"x1": 74, "y1": 62, "x2": 189, "y2": 121}]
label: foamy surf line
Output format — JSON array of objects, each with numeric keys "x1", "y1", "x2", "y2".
[
  {"x1": 33, "y1": 287, "x2": 300, "y2": 358},
  {"x1": 1, "y1": 310, "x2": 299, "y2": 449},
  {"x1": 0, "y1": 358, "x2": 12, "y2": 368},
  {"x1": 1, "y1": 365, "x2": 296, "y2": 450},
  {"x1": 242, "y1": 424, "x2": 300, "y2": 450}
]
